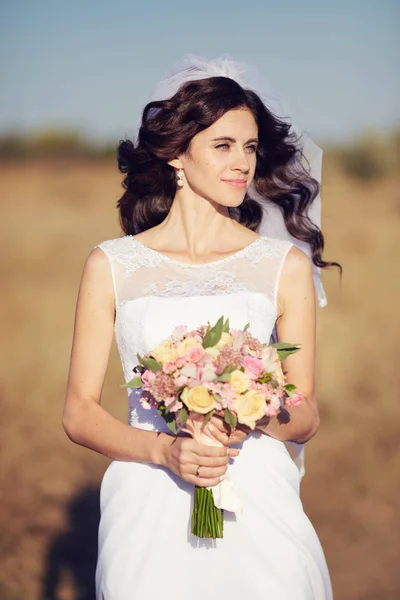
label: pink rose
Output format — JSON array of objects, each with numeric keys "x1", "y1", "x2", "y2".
[
  {"x1": 175, "y1": 356, "x2": 187, "y2": 369},
  {"x1": 174, "y1": 374, "x2": 188, "y2": 387},
  {"x1": 163, "y1": 361, "x2": 177, "y2": 374},
  {"x1": 286, "y1": 392, "x2": 304, "y2": 407},
  {"x1": 141, "y1": 370, "x2": 156, "y2": 385},
  {"x1": 187, "y1": 346, "x2": 205, "y2": 363},
  {"x1": 242, "y1": 356, "x2": 264, "y2": 379}
]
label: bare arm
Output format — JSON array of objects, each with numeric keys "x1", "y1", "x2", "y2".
[
  {"x1": 62, "y1": 247, "x2": 237, "y2": 486},
  {"x1": 256, "y1": 246, "x2": 320, "y2": 443}
]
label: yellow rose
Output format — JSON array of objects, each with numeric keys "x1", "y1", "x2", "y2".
[
  {"x1": 274, "y1": 362, "x2": 286, "y2": 385},
  {"x1": 204, "y1": 346, "x2": 219, "y2": 360},
  {"x1": 181, "y1": 386, "x2": 217, "y2": 414},
  {"x1": 230, "y1": 369, "x2": 251, "y2": 394},
  {"x1": 176, "y1": 337, "x2": 202, "y2": 358},
  {"x1": 236, "y1": 389, "x2": 266, "y2": 429},
  {"x1": 151, "y1": 341, "x2": 177, "y2": 364},
  {"x1": 216, "y1": 332, "x2": 233, "y2": 349}
]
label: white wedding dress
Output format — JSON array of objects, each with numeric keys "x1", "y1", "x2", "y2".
[{"x1": 95, "y1": 234, "x2": 333, "y2": 600}]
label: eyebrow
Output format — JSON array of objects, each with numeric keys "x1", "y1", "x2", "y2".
[{"x1": 211, "y1": 136, "x2": 259, "y2": 144}]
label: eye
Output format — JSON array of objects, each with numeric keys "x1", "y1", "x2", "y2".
[
  {"x1": 215, "y1": 143, "x2": 230, "y2": 150},
  {"x1": 246, "y1": 144, "x2": 258, "y2": 153}
]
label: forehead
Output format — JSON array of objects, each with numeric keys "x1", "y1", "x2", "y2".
[{"x1": 203, "y1": 108, "x2": 258, "y2": 139}]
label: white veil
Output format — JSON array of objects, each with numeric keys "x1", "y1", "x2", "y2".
[{"x1": 141, "y1": 53, "x2": 327, "y2": 308}]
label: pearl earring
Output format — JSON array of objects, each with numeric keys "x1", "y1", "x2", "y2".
[{"x1": 177, "y1": 169, "x2": 184, "y2": 187}]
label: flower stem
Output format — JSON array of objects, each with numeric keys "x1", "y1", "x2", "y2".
[{"x1": 191, "y1": 486, "x2": 224, "y2": 539}]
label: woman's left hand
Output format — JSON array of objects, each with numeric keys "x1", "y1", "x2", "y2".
[{"x1": 203, "y1": 414, "x2": 250, "y2": 446}]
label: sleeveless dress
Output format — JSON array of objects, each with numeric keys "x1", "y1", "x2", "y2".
[{"x1": 95, "y1": 235, "x2": 333, "y2": 600}]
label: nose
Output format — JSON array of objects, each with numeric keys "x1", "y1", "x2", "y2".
[{"x1": 230, "y1": 149, "x2": 251, "y2": 174}]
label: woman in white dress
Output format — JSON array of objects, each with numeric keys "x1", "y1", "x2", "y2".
[{"x1": 63, "y1": 56, "x2": 339, "y2": 599}]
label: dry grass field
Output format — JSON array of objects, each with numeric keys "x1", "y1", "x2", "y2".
[{"x1": 0, "y1": 157, "x2": 399, "y2": 599}]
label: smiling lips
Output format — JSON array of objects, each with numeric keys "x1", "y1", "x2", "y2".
[{"x1": 221, "y1": 179, "x2": 248, "y2": 189}]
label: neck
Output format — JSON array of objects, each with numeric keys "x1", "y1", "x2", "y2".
[{"x1": 154, "y1": 187, "x2": 243, "y2": 255}]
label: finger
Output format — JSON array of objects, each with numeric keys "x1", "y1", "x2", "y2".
[
  {"x1": 209, "y1": 416, "x2": 228, "y2": 433},
  {"x1": 205, "y1": 422, "x2": 229, "y2": 446},
  {"x1": 194, "y1": 464, "x2": 228, "y2": 480},
  {"x1": 185, "y1": 473, "x2": 226, "y2": 488},
  {"x1": 201, "y1": 423, "x2": 224, "y2": 444},
  {"x1": 189, "y1": 455, "x2": 230, "y2": 468},
  {"x1": 190, "y1": 441, "x2": 228, "y2": 458}
]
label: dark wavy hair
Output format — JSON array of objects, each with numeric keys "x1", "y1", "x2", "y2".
[{"x1": 117, "y1": 76, "x2": 341, "y2": 274}]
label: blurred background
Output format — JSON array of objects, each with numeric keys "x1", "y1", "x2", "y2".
[{"x1": 0, "y1": 1, "x2": 399, "y2": 598}]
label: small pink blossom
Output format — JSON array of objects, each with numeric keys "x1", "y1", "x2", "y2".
[
  {"x1": 147, "y1": 371, "x2": 176, "y2": 403},
  {"x1": 218, "y1": 385, "x2": 238, "y2": 410},
  {"x1": 171, "y1": 325, "x2": 188, "y2": 341},
  {"x1": 214, "y1": 346, "x2": 242, "y2": 375},
  {"x1": 165, "y1": 398, "x2": 183, "y2": 413},
  {"x1": 286, "y1": 392, "x2": 304, "y2": 407},
  {"x1": 186, "y1": 332, "x2": 203, "y2": 342},
  {"x1": 175, "y1": 356, "x2": 187, "y2": 369},
  {"x1": 142, "y1": 370, "x2": 156, "y2": 385},
  {"x1": 243, "y1": 332, "x2": 263, "y2": 353}
]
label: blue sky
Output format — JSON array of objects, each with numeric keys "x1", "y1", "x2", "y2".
[{"x1": 0, "y1": 0, "x2": 399, "y2": 144}]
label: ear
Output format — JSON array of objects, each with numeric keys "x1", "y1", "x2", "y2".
[{"x1": 167, "y1": 158, "x2": 183, "y2": 169}]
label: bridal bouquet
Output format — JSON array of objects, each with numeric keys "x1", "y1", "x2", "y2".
[{"x1": 124, "y1": 316, "x2": 303, "y2": 539}]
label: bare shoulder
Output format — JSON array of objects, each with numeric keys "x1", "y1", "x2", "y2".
[
  {"x1": 78, "y1": 246, "x2": 115, "y2": 310},
  {"x1": 83, "y1": 246, "x2": 111, "y2": 277},
  {"x1": 277, "y1": 245, "x2": 314, "y2": 317},
  {"x1": 282, "y1": 245, "x2": 313, "y2": 279}
]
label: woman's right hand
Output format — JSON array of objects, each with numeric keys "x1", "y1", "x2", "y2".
[{"x1": 159, "y1": 434, "x2": 240, "y2": 488}]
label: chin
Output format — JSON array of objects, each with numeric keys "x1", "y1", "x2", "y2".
[{"x1": 216, "y1": 193, "x2": 246, "y2": 209}]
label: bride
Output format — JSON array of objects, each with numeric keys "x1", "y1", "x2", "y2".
[{"x1": 63, "y1": 55, "x2": 339, "y2": 599}]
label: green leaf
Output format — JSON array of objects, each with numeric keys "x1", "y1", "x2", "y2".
[
  {"x1": 214, "y1": 372, "x2": 231, "y2": 382},
  {"x1": 224, "y1": 409, "x2": 237, "y2": 429},
  {"x1": 222, "y1": 317, "x2": 230, "y2": 333},
  {"x1": 257, "y1": 372, "x2": 272, "y2": 384},
  {"x1": 202, "y1": 409, "x2": 215, "y2": 428},
  {"x1": 202, "y1": 315, "x2": 224, "y2": 348},
  {"x1": 121, "y1": 376, "x2": 143, "y2": 389},
  {"x1": 284, "y1": 383, "x2": 296, "y2": 396},
  {"x1": 158, "y1": 404, "x2": 178, "y2": 434},
  {"x1": 277, "y1": 350, "x2": 299, "y2": 362},
  {"x1": 271, "y1": 341, "x2": 301, "y2": 351},
  {"x1": 137, "y1": 356, "x2": 163, "y2": 372},
  {"x1": 166, "y1": 419, "x2": 177, "y2": 435},
  {"x1": 180, "y1": 406, "x2": 189, "y2": 425},
  {"x1": 243, "y1": 322, "x2": 250, "y2": 331},
  {"x1": 271, "y1": 342, "x2": 301, "y2": 362}
]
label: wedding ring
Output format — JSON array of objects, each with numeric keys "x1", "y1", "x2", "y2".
[{"x1": 196, "y1": 466, "x2": 202, "y2": 477}]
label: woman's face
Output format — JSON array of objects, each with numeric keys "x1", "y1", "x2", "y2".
[{"x1": 179, "y1": 108, "x2": 258, "y2": 208}]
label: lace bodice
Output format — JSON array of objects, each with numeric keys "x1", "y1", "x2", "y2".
[{"x1": 96, "y1": 234, "x2": 293, "y2": 434}]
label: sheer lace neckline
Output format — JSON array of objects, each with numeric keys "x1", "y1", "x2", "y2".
[{"x1": 129, "y1": 234, "x2": 266, "y2": 268}]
